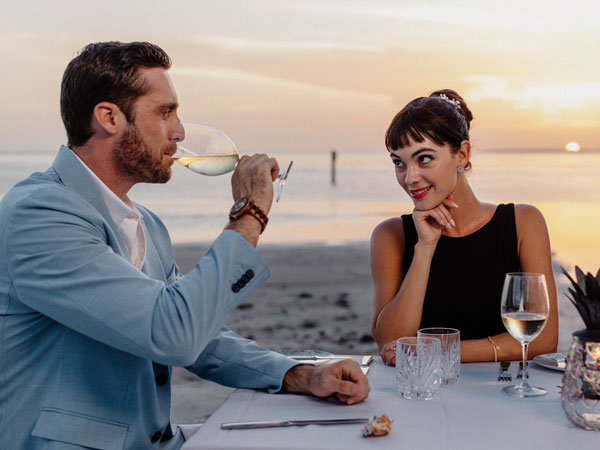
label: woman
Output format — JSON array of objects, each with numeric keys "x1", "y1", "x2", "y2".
[{"x1": 370, "y1": 89, "x2": 558, "y2": 364}]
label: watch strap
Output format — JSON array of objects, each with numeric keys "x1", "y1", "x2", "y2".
[{"x1": 230, "y1": 199, "x2": 268, "y2": 233}]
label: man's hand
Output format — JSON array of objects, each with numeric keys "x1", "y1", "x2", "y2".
[
  {"x1": 231, "y1": 154, "x2": 279, "y2": 215},
  {"x1": 282, "y1": 360, "x2": 370, "y2": 405},
  {"x1": 226, "y1": 154, "x2": 279, "y2": 246}
]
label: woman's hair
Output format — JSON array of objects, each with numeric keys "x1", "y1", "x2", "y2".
[
  {"x1": 385, "y1": 89, "x2": 473, "y2": 167},
  {"x1": 60, "y1": 41, "x2": 172, "y2": 148}
]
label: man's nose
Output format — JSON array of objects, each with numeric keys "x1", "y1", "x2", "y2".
[{"x1": 173, "y1": 121, "x2": 185, "y2": 142}]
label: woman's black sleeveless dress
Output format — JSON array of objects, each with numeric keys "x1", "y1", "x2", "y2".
[{"x1": 401, "y1": 203, "x2": 521, "y2": 340}]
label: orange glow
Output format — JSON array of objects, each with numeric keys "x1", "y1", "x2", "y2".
[{"x1": 565, "y1": 142, "x2": 581, "y2": 152}]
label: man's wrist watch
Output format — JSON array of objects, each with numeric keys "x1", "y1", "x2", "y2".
[{"x1": 229, "y1": 197, "x2": 269, "y2": 233}]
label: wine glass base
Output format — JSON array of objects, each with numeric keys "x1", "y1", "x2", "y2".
[{"x1": 502, "y1": 384, "x2": 547, "y2": 397}]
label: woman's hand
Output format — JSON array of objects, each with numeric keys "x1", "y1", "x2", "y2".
[
  {"x1": 380, "y1": 341, "x2": 397, "y2": 366},
  {"x1": 413, "y1": 194, "x2": 458, "y2": 245}
]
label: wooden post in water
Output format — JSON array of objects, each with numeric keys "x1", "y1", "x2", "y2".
[{"x1": 331, "y1": 149, "x2": 337, "y2": 185}]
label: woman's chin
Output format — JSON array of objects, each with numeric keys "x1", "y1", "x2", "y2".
[{"x1": 411, "y1": 195, "x2": 447, "y2": 211}]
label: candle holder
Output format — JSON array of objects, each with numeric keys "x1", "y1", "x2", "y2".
[
  {"x1": 561, "y1": 266, "x2": 600, "y2": 431},
  {"x1": 562, "y1": 330, "x2": 600, "y2": 430}
]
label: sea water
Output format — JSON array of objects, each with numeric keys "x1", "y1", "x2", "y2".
[{"x1": 1, "y1": 149, "x2": 599, "y2": 272}]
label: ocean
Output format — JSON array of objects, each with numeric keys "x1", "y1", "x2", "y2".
[{"x1": 1, "y1": 148, "x2": 599, "y2": 272}]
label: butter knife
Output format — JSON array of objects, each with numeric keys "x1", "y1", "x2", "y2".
[
  {"x1": 290, "y1": 355, "x2": 374, "y2": 363},
  {"x1": 222, "y1": 418, "x2": 370, "y2": 430},
  {"x1": 361, "y1": 355, "x2": 374, "y2": 375},
  {"x1": 289, "y1": 356, "x2": 354, "y2": 361}
]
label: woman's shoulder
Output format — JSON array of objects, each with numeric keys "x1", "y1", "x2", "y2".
[
  {"x1": 371, "y1": 217, "x2": 406, "y2": 246},
  {"x1": 372, "y1": 216, "x2": 405, "y2": 236},
  {"x1": 513, "y1": 203, "x2": 546, "y2": 223},
  {"x1": 488, "y1": 203, "x2": 545, "y2": 225},
  {"x1": 513, "y1": 203, "x2": 549, "y2": 236}
]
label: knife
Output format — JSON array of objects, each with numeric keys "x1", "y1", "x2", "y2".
[
  {"x1": 288, "y1": 356, "x2": 354, "y2": 361},
  {"x1": 361, "y1": 355, "x2": 374, "y2": 375},
  {"x1": 290, "y1": 355, "x2": 373, "y2": 374},
  {"x1": 289, "y1": 355, "x2": 374, "y2": 362},
  {"x1": 221, "y1": 418, "x2": 370, "y2": 430}
]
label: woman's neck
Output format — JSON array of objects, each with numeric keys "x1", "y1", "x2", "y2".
[{"x1": 444, "y1": 178, "x2": 495, "y2": 237}]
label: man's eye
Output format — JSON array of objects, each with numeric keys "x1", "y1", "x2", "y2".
[{"x1": 162, "y1": 109, "x2": 172, "y2": 118}]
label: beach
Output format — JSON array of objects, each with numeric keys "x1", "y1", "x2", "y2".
[
  {"x1": 0, "y1": 150, "x2": 595, "y2": 424},
  {"x1": 170, "y1": 241, "x2": 585, "y2": 424}
]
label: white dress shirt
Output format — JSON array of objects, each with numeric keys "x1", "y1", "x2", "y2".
[{"x1": 72, "y1": 153, "x2": 146, "y2": 269}]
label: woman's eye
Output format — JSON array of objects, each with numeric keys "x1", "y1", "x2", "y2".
[
  {"x1": 419, "y1": 155, "x2": 433, "y2": 164},
  {"x1": 393, "y1": 160, "x2": 404, "y2": 169}
]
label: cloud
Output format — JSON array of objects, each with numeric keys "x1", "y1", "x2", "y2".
[
  {"x1": 463, "y1": 76, "x2": 511, "y2": 100},
  {"x1": 191, "y1": 35, "x2": 386, "y2": 53},
  {"x1": 464, "y1": 75, "x2": 600, "y2": 114},
  {"x1": 297, "y1": 1, "x2": 599, "y2": 32},
  {"x1": 0, "y1": 32, "x2": 37, "y2": 54},
  {"x1": 172, "y1": 65, "x2": 391, "y2": 103}
]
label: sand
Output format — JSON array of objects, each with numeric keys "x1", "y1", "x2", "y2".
[{"x1": 170, "y1": 242, "x2": 586, "y2": 424}]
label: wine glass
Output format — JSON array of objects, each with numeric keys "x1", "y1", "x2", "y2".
[
  {"x1": 275, "y1": 161, "x2": 293, "y2": 202},
  {"x1": 500, "y1": 272, "x2": 550, "y2": 397},
  {"x1": 173, "y1": 122, "x2": 292, "y2": 201},
  {"x1": 172, "y1": 122, "x2": 239, "y2": 176}
]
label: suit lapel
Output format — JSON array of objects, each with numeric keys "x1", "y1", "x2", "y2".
[
  {"x1": 139, "y1": 220, "x2": 167, "y2": 283},
  {"x1": 52, "y1": 146, "x2": 131, "y2": 260}
]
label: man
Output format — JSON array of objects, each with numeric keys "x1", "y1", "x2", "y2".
[{"x1": 0, "y1": 42, "x2": 369, "y2": 450}]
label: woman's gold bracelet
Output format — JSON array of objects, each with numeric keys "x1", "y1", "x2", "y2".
[{"x1": 487, "y1": 336, "x2": 500, "y2": 362}]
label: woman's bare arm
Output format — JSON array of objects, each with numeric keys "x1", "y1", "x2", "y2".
[{"x1": 370, "y1": 218, "x2": 436, "y2": 352}]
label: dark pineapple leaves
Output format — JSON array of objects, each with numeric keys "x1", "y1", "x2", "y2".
[{"x1": 562, "y1": 266, "x2": 600, "y2": 330}]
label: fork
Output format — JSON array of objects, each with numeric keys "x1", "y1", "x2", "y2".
[
  {"x1": 498, "y1": 361, "x2": 512, "y2": 381},
  {"x1": 516, "y1": 361, "x2": 528, "y2": 380}
]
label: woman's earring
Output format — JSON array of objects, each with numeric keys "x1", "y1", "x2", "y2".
[{"x1": 457, "y1": 166, "x2": 465, "y2": 173}]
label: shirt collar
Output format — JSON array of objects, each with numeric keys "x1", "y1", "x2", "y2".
[{"x1": 70, "y1": 152, "x2": 142, "y2": 227}]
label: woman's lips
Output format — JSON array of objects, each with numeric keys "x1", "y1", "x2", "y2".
[{"x1": 410, "y1": 186, "x2": 432, "y2": 199}]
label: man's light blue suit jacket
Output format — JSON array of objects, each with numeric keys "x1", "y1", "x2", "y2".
[{"x1": 0, "y1": 146, "x2": 298, "y2": 449}]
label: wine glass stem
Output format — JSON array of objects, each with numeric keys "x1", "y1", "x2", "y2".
[{"x1": 521, "y1": 342, "x2": 531, "y2": 388}]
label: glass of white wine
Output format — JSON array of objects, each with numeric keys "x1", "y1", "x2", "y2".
[
  {"x1": 500, "y1": 272, "x2": 550, "y2": 397},
  {"x1": 173, "y1": 122, "x2": 292, "y2": 201},
  {"x1": 173, "y1": 122, "x2": 239, "y2": 176}
]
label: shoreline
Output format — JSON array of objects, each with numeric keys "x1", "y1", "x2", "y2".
[{"x1": 170, "y1": 241, "x2": 584, "y2": 424}]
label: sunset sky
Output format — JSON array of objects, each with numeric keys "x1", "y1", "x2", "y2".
[{"x1": 2, "y1": 0, "x2": 599, "y2": 153}]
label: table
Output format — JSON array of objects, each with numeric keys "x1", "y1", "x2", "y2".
[{"x1": 183, "y1": 360, "x2": 596, "y2": 449}]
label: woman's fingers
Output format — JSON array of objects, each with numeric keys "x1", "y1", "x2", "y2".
[
  {"x1": 442, "y1": 194, "x2": 459, "y2": 211},
  {"x1": 421, "y1": 206, "x2": 452, "y2": 229},
  {"x1": 380, "y1": 341, "x2": 397, "y2": 366},
  {"x1": 412, "y1": 196, "x2": 459, "y2": 244},
  {"x1": 432, "y1": 202, "x2": 457, "y2": 229}
]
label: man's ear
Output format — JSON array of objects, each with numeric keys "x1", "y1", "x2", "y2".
[
  {"x1": 90, "y1": 102, "x2": 126, "y2": 137},
  {"x1": 457, "y1": 140, "x2": 471, "y2": 168}
]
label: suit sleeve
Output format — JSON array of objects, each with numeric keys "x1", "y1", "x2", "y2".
[
  {"x1": 3, "y1": 186, "x2": 269, "y2": 367},
  {"x1": 186, "y1": 328, "x2": 302, "y2": 393}
]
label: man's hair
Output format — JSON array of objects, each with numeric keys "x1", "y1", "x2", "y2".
[{"x1": 60, "y1": 41, "x2": 172, "y2": 147}]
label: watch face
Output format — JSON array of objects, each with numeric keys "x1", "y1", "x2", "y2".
[{"x1": 231, "y1": 197, "x2": 248, "y2": 214}]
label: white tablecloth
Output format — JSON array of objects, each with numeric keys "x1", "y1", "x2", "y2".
[{"x1": 182, "y1": 360, "x2": 596, "y2": 450}]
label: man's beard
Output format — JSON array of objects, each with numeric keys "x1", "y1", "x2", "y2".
[{"x1": 113, "y1": 122, "x2": 175, "y2": 184}]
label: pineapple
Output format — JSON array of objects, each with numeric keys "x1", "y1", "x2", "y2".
[
  {"x1": 562, "y1": 266, "x2": 600, "y2": 338},
  {"x1": 561, "y1": 266, "x2": 600, "y2": 431}
]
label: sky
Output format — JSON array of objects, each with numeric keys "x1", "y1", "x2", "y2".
[{"x1": 2, "y1": 0, "x2": 599, "y2": 153}]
